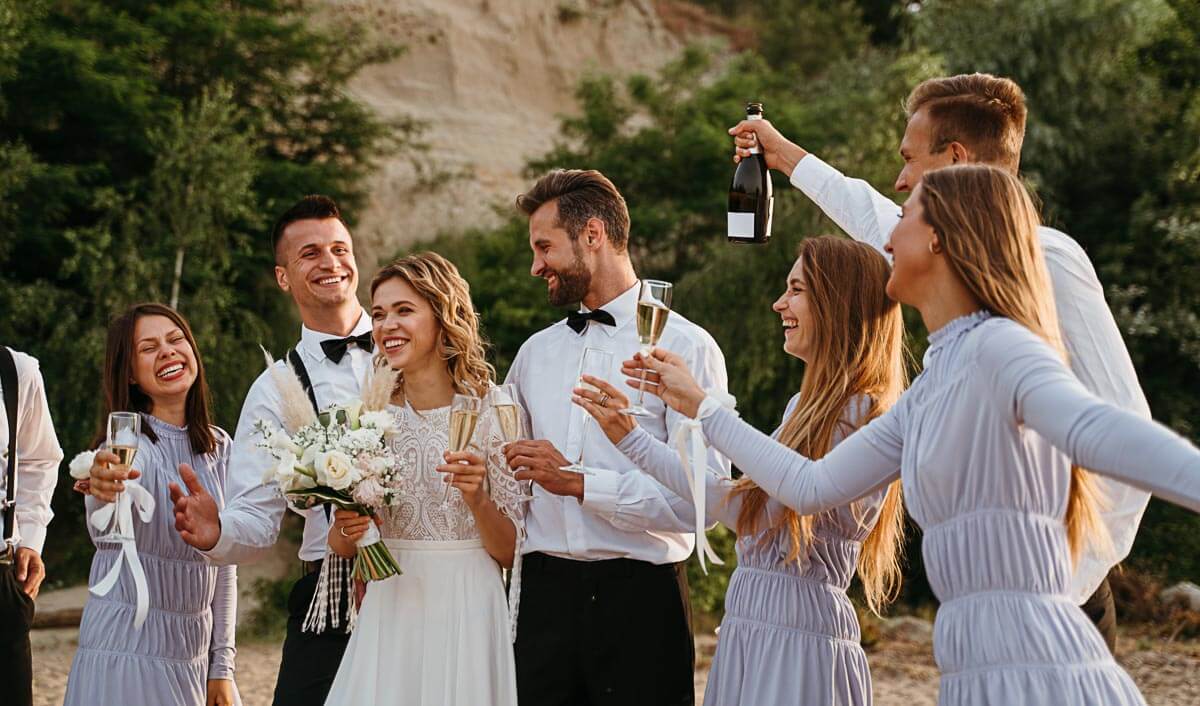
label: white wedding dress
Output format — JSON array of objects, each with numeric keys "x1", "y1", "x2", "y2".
[{"x1": 324, "y1": 401, "x2": 523, "y2": 706}]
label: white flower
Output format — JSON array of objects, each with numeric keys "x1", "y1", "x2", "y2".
[
  {"x1": 300, "y1": 445, "x2": 319, "y2": 472},
  {"x1": 345, "y1": 399, "x2": 363, "y2": 428},
  {"x1": 342, "y1": 427, "x2": 383, "y2": 452},
  {"x1": 317, "y1": 450, "x2": 358, "y2": 490},
  {"x1": 268, "y1": 429, "x2": 302, "y2": 456},
  {"x1": 69, "y1": 450, "x2": 97, "y2": 480},
  {"x1": 359, "y1": 410, "x2": 394, "y2": 433},
  {"x1": 366, "y1": 455, "x2": 392, "y2": 478},
  {"x1": 270, "y1": 451, "x2": 299, "y2": 486},
  {"x1": 351, "y1": 476, "x2": 385, "y2": 507}
]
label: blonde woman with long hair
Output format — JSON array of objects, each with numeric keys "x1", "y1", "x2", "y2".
[
  {"x1": 324, "y1": 252, "x2": 523, "y2": 706},
  {"x1": 574, "y1": 236, "x2": 907, "y2": 705},
  {"x1": 626, "y1": 165, "x2": 1200, "y2": 705}
]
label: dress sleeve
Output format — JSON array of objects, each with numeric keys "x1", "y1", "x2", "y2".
[
  {"x1": 480, "y1": 406, "x2": 526, "y2": 535},
  {"x1": 615, "y1": 426, "x2": 745, "y2": 528},
  {"x1": 207, "y1": 435, "x2": 236, "y2": 679},
  {"x1": 699, "y1": 402, "x2": 904, "y2": 516},
  {"x1": 979, "y1": 321, "x2": 1200, "y2": 512}
]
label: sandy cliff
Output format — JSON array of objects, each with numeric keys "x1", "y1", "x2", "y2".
[{"x1": 320, "y1": 0, "x2": 691, "y2": 266}]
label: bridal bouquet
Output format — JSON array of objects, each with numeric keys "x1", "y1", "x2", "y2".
[{"x1": 255, "y1": 349, "x2": 404, "y2": 583}]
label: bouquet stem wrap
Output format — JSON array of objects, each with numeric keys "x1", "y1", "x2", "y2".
[{"x1": 353, "y1": 521, "x2": 402, "y2": 581}]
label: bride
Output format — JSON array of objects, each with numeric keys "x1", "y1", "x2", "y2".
[{"x1": 324, "y1": 252, "x2": 523, "y2": 706}]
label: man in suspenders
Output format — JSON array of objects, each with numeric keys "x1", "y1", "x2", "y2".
[
  {"x1": 0, "y1": 346, "x2": 63, "y2": 706},
  {"x1": 158, "y1": 195, "x2": 373, "y2": 706}
]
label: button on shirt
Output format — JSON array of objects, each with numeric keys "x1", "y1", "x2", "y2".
[
  {"x1": 790, "y1": 154, "x2": 1153, "y2": 602},
  {"x1": 0, "y1": 348, "x2": 63, "y2": 553},
  {"x1": 204, "y1": 311, "x2": 373, "y2": 564},
  {"x1": 506, "y1": 282, "x2": 731, "y2": 564}
]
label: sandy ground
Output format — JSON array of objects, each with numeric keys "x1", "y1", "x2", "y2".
[{"x1": 31, "y1": 621, "x2": 1200, "y2": 705}]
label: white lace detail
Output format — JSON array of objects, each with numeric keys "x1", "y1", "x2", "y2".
[{"x1": 379, "y1": 402, "x2": 526, "y2": 542}]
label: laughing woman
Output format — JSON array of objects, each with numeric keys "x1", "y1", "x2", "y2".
[
  {"x1": 64, "y1": 303, "x2": 238, "y2": 706},
  {"x1": 625, "y1": 165, "x2": 1200, "y2": 705},
  {"x1": 573, "y1": 236, "x2": 906, "y2": 706},
  {"x1": 324, "y1": 252, "x2": 523, "y2": 706}
]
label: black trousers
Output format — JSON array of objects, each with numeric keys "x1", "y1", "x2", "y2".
[
  {"x1": 271, "y1": 569, "x2": 352, "y2": 706},
  {"x1": 1081, "y1": 574, "x2": 1118, "y2": 652},
  {"x1": 0, "y1": 560, "x2": 34, "y2": 706},
  {"x1": 515, "y1": 553, "x2": 695, "y2": 706}
]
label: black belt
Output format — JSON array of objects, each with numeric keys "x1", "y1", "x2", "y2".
[
  {"x1": 301, "y1": 558, "x2": 323, "y2": 576},
  {"x1": 521, "y1": 552, "x2": 681, "y2": 580}
]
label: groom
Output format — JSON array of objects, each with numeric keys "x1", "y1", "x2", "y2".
[
  {"x1": 729, "y1": 72, "x2": 1152, "y2": 650},
  {"x1": 504, "y1": 168, "x2": 730, "y2": 706},
  {"x1": 168, "y1": 195, "x2": 374, "y2": 706}
]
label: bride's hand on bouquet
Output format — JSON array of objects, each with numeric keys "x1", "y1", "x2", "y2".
[
  {"x1": 622, "y1": 349, "x2": 706, "y2": 418},
  {"x1": 329, "y1": 509, "x2": 374, "y2": 558},
  {"x1": 437, "y1": 451, "x2": 488, "y2": 510},
  {"x1": 573, "y1": 376, "x2": 636, "y2": 444},
  {"x1": 206, "y1": 678, "x2": 235, "y2": 706}
]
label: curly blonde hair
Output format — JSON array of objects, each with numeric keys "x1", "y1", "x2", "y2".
[{"x1": 369, "y1": 252, "x2": 494, "y2": 399}]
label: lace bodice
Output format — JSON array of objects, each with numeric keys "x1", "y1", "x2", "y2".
[{"x1": 379, "y1": 402, "x2": 525, "y2": 541}]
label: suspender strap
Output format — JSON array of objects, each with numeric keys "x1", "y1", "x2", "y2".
[
  {"x1": 287, "y1": 349, "x2": 330, "y2": 523},
  {"x1": 288, "y1": 349, "x2": 320, "y2": 415},
  {"x1": 0, "y1": 346, "x2": 19, "y2": 544}
]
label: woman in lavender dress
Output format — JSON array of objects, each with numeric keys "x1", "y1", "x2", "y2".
[
  {"x1": 65, "y1": 303, "x2": 238, "y2": 706},
  {"x1": 625, "y1": 165, "x2": 1200, "y2": 705},
  {"x1": 574, "y1": 236, "x2": 907, "y2": 705}
]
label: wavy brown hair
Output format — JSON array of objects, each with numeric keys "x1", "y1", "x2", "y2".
[
  {"x1": 919, "y1": 164, "x2": 1109, "y2": 564},
  {"x1": 92, "y1": 303, "x2": 216, "y2": 455},
  {"x1": 369, "y1": 252, "x2": 494, "y2": 399},
  {"x1": 730, "y1": 236, "x2": 908, "y2": 615}
]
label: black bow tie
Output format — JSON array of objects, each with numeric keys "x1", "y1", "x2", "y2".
[
  {"x1": 566, "y1": 308, "x2": 616, "y2": 335},
  {"x1": 320, "y1": 332, "x2": 374, "y2": 363}
]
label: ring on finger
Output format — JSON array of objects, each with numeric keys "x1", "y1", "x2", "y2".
[
  {"x1": 339, "y1": 526, "x2": 350, "y2": 537},
  {"x1": 598, "y1": 392, "x2": 610, "y2": 406}
]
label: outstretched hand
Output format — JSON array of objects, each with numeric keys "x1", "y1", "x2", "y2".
[
  {"x1": 168, "y1": 463, "x2": 221, "y2": 552},
  {"x1": 572, "y1": 375, "x2": 636, "y2": 445},
  {"x1": 728, "y1": 117, "x2": 807, "y2": 175},
  {"x1": 621, "y1": 349, "x2": 706, "y2": 419}
]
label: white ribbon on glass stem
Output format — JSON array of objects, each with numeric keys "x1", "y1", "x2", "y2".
[
  {"x1": 88, "y1": 479, "x2": 156, "y2": 629},
  {"x1": 670, "y1": 390, "x2": 737, "y2": 574}
]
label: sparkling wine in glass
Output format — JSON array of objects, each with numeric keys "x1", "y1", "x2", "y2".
[
  {"x1": 622, "y1": 280, "x2": 672, "y2": 418},
  {"x1": 443, "y1": 394, "x2": 482, "y2": 503},
  {"x1": 488, "y1": 384, "x2": 532, "y2": 502},
  {"x1": 107, "y1": 412, "x2": 141, "y2": 471},
  {"x1": 562, "y1": 347, "x2": 613, "y2": 473}
]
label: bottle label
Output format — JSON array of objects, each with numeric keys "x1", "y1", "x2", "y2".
[{"x1": 727, "y1": 212, "x2": 756, "y2": 239}]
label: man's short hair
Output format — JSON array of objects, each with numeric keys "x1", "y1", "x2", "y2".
[
  {"x1": 270, "y1": 195, "x2": 347, "y2": 263},
  {"x1": 906, "y1": 73, "x2": 1027, "y2": 173},
  {"x1": 515, "y1": 169, "x2": 631, "y2": 251}
]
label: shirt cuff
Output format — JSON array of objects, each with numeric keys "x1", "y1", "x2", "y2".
[
  {"x1": 789, "y1": 152, "x2": 835, "y2": 193},
  {"x1": 201, "y1": 525, "x2": 236, "y2": 565},
  {"x1": 16, "y1": 522, "x2": 47, "y2": 554},
  {"x1": 580, "y1": 467, "x2": 622, "y2": 516}
]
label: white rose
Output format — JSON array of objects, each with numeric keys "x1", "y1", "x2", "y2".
[
  {"x1": 317, "y1": 450, "x2": 358, "y2": 490},
  {"x1": 358, "y1": 410, "x2": 394, "y2": 433},
  {"x1": 69, "y1": 450, "x2": 98, "y2": 480}
]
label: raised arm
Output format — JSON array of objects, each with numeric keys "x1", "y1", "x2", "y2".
[
  {"x1": 982, "y1": 321, "x2": 1200, "y2": 511},
  {"x1": 700, "y1": 405, "x2": 903, "y2": 516}
]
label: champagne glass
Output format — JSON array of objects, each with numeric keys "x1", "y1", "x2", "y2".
[
  {"x1": 621, "y1": 279, "x2": 672, "y2": 417},
  {"x1": 561, "y1": 347, "x2": 613, "y2": 473},
  {"x1": 442, "y1": 394, "x2": 482, "y2": 504},
  {"x1": 488, "y1": 384, "x2": 532, "y2": 502},
  {"x1": 107, "y1": 411, "x2": 141, "y2": 474}
]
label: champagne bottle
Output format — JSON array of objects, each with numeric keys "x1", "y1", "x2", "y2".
[{"x1": 727, "y1": 102, "x2": 773, "y2": 244}]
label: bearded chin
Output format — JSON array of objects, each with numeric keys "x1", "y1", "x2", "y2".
[{"x1": 548, "y1": 266, "x2": 591, "y2": 307}]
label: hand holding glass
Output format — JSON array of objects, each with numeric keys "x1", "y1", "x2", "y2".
[
  {"x1": 488, "y1": 384, "x2": 532, "y2": 502},
  {"x1": 562, "y1": 347, "x2": 613, "y2": 473},
  {"x1": 443, "y1": 394, "x2": 482, "y2": 503}
]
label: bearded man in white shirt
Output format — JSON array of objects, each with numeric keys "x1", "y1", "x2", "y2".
[
  {"x1": 729, "y1": 72, "x2": 1150, "y2": 651},
  {"x1": 503, "y1": 169, "x2": 730, "y2": 706},
  {"x1": 160, "y1": 195, "x2": 374, "y2": 706}
]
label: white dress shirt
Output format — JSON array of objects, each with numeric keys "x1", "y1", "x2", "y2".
[
  {"x1": 0, "y1": 348, "x2": 64, "y2": 554},
  {"x1": 790, "y1": 154, "x2": 1153, "y2": 602},
  {"x1": 204, "y1": 311, "x2": 374, "y2": 564},
  {"x1": 505, "y1": 281, "x2": 731, "y2": 564}
]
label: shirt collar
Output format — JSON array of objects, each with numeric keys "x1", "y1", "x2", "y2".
[
  {"x1": 298, "y1": 309, "x2": 372, "y2": 361},
  {"x1": 578, "y1": 281, "x2": 640, "y2": 337}
]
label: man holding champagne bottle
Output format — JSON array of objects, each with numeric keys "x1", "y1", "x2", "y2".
[
  {"x1": 503, "y1": 168, "x2": 730, "y2": 706},
  {"x1": 727, "y1": 72, "x2": 1151, "y2": 651}
]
